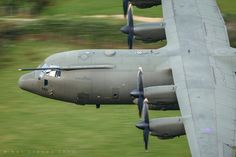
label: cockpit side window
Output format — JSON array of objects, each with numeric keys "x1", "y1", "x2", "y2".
[
  {"x1": 55, "y1": 71, "x2": 61, "y2": 77},
  {"x1": 44, "y1": 79, "x2": 48, "y2": 86}
]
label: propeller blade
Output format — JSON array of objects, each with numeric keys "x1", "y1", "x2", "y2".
[
  {"x1": 144, "y1": 127, "x2": 149, "y2": 150},
  {"x1": 136, "y1": 99, "x2": 150, "y2": 150},
  {"x1": 123, "y1": 0, "x2": 129, "y2": 17},
  {"x1": 138, "y1": 95, "x2": 144, "y2": 117},
  {"x1": 120, "y1": 3, "x2": 134, "y2": 49},
  {"x1": 127, "y1": 4, "x2": 134, "y2": 49},
  {"x1": 143, "y1": 100, "x2": 150, "y2": 150},
  {"x1": 135, "y1": 101, "x2": 150, "y2": 129},
  {"x1": 137, "y1": 67, "x2": 143, "y2": 93},
  {"x1": 137, "y1": 67, "x2": 144, "y2": 117},
  {"x1": 142, "y1": 99, "x2": 149, "y2": 124},
  {"x1": 128, "y1": 33, "x2": 133, "y2": 49},
  {"x1": 127, "y1": 4, "x2": 133, "y2": 28}
]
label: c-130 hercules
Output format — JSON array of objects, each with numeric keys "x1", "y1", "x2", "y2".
[{"x1": 18, "y1": 0, "x2": 236, "y2": 156}]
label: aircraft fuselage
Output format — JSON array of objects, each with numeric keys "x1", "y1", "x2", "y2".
[{"x1": 19, "y1": 49, "x2": 174, "y2": 106}]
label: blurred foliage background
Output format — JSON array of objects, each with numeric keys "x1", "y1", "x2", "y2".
[
  {"x1": 0, "y1": 0, "x2": 235, "y2": 69},
  {"x1": 0, "y1": 1, "x2": 235, "y2": 157},
  {"x1": 0, "y1": 0, "x2": 50, "y2": 15},
  {"x1": 0, "y1": 0, "x2": 235, "y2": 56}
]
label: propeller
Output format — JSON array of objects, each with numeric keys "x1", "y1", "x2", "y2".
[
  {"x1": 137, "y1": 67, "x2": 144, "y2": 117},
  {"x1": 120, "y1": 4, "x2": 134, "y2": 49},
  {"x1": 136, "y1": 99, "x2": 150, "y2": 150},
  {"x1": 123, "y1": 0, "x2": 130, "y2": 17},
  {"x1": 131, "y1": 67, "x2": 150, "y2": 150}
]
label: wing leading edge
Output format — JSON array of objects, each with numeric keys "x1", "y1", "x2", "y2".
[{"x1": 162, "y1": 0, "x2": 231, "y2": 54}]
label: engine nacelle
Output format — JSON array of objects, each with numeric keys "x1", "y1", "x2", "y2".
[
  {"x1": 149, "y1": 117, "x2": 185, "y2": 139},
  {"x1": 131, "y1": 0, "x2": 161, "y2": 9},
  {"x1": 131, "y1": 85, "x2": 177, "y2": 106},
  {"x1": 121, "y1": 22, "x2": 166, "y2": 43},
  {"x1": 148, "y1": 103, "x2": 179, "y2": 111}
]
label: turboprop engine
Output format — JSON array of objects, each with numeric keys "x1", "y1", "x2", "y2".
[
  {"x1": 136, "y1": 99, "x2": 185, "y2": 149},
  {"x1": 131, "y1": 67, "x2": 185, "y2": 150},
  {"x1": 142, "y1": 117, "x2": 185, "y2": 139},
  {"x1": 121, "y1": 22, "x2": 166, "y2": 43},
  {"x1": 121, "y1": 4, "x2": 166, "y2": 49}
]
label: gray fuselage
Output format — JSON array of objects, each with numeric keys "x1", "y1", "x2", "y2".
[{"x1": 19, "y1": 49, "x2": 174, "y2": 105}]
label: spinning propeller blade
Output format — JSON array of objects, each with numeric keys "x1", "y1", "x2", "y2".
[
  {"x1": 120, "y1": 3, "x2": 134, "y2": 49},
  {"x1": 123, "y1": 0, "x2": 130, "y2": 17},
  {"x1": 127, "y1": 4, "x2": 134, "y2": 49},
  {"x1": 137, "y1": 67, "x2": 144, "y2": 117},
  {"x1": 136, "y1": 99, "x2": 150, "y2": 150}
]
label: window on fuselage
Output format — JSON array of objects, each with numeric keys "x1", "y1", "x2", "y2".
[{"x1": 44, "y1": 79, "x2": 48, "y2": 86}]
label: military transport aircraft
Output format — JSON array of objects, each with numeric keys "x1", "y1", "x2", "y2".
[{"x1": 18, "y1": 0, "x2": 236, "y2": 156}]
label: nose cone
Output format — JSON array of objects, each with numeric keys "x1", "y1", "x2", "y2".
[
  {"x1": 18, "y1": 72, "x2": 36, "y2": 93},
  {"x1": 136, "y1": 121, "x2": 148, "y2": 130},
  {"x1": 120, "y1": 25, "x2": 129, "y2": 34}
]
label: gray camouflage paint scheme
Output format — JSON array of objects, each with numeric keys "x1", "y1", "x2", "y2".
[
  {"x1": 18, "y1": 0, "x2": 236, "y2": 156},
  {"x1": 19, "y1": 50, "x2": 175, "y2": 105}
]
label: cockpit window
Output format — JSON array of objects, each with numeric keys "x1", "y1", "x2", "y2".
[
  {"x1": 55, "y1": 71, "x2": 61, "y2": 77},
  {"x1": 39, "y1": 63, "x2": 49, "y2": 78},
  {"x1": 46, "y1": 70, "x2": 56, "y2": 77},
  {"x1": 38, "y1": 63, "x2": 61, "y2": 78}
]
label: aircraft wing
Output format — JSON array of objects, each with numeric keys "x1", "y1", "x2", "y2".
[
  {"x1": 170, "y1": 55, "x2": 236, "y2": 157},
  {"x1": 162, "y1": 0, "x2": 230, "y2": 52},
  {"x1": 162, "y1": 0, "x2": 236, "y2": 156}
]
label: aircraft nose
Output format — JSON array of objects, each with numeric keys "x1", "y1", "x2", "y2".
[{"x1": 18, "y1": 72, "x2": 36, "y2": 92}]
